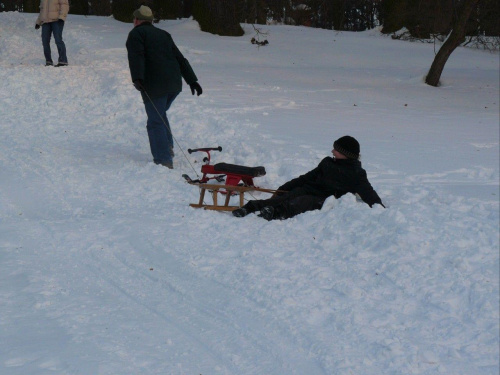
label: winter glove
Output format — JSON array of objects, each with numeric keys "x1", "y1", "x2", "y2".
[
  {"x1": 189, "y1": 82, "x2": 202, "y2": 96},
  {"x1": 35, "y1": 24, "x2": 40, "y2": 30},
  {"x1": 133, "y1": 80, "x2": 145, "y2": 92}
]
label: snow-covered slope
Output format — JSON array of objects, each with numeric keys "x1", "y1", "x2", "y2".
[{"x1": 0, "y1": 12, "x2": 498, "y2": 375}]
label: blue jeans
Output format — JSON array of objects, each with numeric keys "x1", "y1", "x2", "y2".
[
  {"x1": 144, "y1": 93, "x2": 179, "y2": 164},
  {"x1": 41, "y1": 20, "x2": 68, "y2": 64}
]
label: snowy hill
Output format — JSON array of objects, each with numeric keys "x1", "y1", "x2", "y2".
[{"x1": 0, "y1": 12, "x2": 498, "y2": 375}]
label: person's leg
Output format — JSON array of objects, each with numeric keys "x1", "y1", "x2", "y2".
[
  {"x1": 232, "y1": 195, "x2": 289, "y2": 217},
  {"x1": 51, "y1": 20, "x2": 68, "y2": 65},
  {"x1": 144, "y1": 96, "x2": 172, "y2": 165},
  {"x1": 163, "y1": 93, "x2": 178, "y2": 155},
  {"x1": 260, "y1": 195, "x2": 325, "y2": 220},
  {"x1": 41, "y1": 23, "x2": 53, "y2": 65}
]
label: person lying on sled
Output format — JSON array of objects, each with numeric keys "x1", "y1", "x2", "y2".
[{"x1": 232, "y1": 135, "x2": 384, "y2": 221}]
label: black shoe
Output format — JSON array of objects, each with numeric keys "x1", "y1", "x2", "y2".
[
  {"x1": 232, "y1": 207, "x2": 248, "y2": 218},
  {"x1": 55, "y1": 63, "x2": 68, "y2": 67},
  {"x1": 258, "y1": 206, "x2": 275, "y2": 221},
  {"x1": 45, "y1": 61, "x2": 53, "y2": 66}
]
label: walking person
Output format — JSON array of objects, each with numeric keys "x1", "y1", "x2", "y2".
[
  {"x1": 126, "y1": 5, "x2": 203, "y2": 169},
  {"x1": 233, "y1": 136, "x2": 385, "y2": 220},
  {"x1": 35, "y1": 0, "x2": 70, "y2": 67}
]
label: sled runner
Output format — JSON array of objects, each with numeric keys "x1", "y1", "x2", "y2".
[
  {"x1": 183, "y1": 147, "x2": 277, "y2": 211},
  {"x1": 186, "y1": 183, "x2": 281, "y2": 211}
]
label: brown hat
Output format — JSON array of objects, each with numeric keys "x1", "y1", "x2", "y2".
[
  {"x1": 334, "y1": 136, "x2": 360, "y2": 159},
  {"x1": 133, "y1": 5, "x2": 154, "y2": 22}
]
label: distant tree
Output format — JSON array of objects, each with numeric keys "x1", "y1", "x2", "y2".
[
  {"x1": 380, "y1": 0, "x2": 408, "y2": 33},
  {"x1": 331, "y1": 0, "x2": 347, "y2": 30},
  {"x1": 266, "y1": 0, "x2": 292, "y2": 24},
  {"x1": 1, "y1": 0, "x2": 22, "y2": 11},
  {"x1": 90, "y1": 1, "x2": 112, "y2": 16},
  {"x1": 155, "y1": 0, "x2": 182, "y2": 20},
  {"x1": 292, "y1": 0, "x2": 381, "y2": 31},
  {"x1": 113, "y1": 0, "x2": 140, "y2": 23},
  {"x1": 239, "y1": 0, "x2": 267, "y2": 24},
  {"x1": 404, "y1": 0, "x2": 454, "y2": 38},
  {"x1": 183, "y1": 0, "x2": 194, "y2": 17},
  {"x1": 426, "y1": 0, "x2": 480, "y2": 86},
  {"x1": 70, "y1": 0, "x2": 89, "y2": 15},
  {"x1": 193, "y1": 0, "x2": 244, "y2": 36},
  {"x1": 477, "y1": 0, "x2": 499, "y2": 36},
  {"x1": 23, "y1": 0, "x2": 39, "y2": 13}
]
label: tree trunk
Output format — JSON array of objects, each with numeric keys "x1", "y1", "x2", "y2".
[
  {"x1": 23, "y1": 0, "x2": 39, "y2": 13},
  {"x1": 70, "y1": 0, "x2": 89, "y2": 15},
  {"x1": 193, "y1": 0, "x2": 244, "y2": 36},
  {"x1": 425, "y1": 0, "x2": 479, "y2": 87}
]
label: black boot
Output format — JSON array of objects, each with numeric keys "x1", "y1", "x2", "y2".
[
  {"x1": 232, "y1": 207, "x2": 248, "y2": 217},
  {"x1": 258, "y1": 206, "x2": 275, "y2": 221},
  {"x1": 259, "y1": 205, "x2": 287, "y2": 221}
]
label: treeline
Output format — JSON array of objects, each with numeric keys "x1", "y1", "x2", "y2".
[{"x1": 2, "y1": 0, "x2": 498, "y2": 37}]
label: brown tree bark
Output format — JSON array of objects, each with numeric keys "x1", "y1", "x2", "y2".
[{"x1": 425, "y1": 0, "x2": 480, "y2": 87}]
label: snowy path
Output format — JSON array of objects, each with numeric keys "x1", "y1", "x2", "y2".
[{"x1": 0, "y1": 13, "x2": 498, "y2": 375}]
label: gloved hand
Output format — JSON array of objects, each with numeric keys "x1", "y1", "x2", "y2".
[
  {"x1": 35, "y1": 24, "x2": 40, "y2": 30},
  {"x1": 189, "y1": 82, "x2": 202, "y2": 96},
  {"x1": 133, "y1": 80, "x2": 145, "y2": 92}
]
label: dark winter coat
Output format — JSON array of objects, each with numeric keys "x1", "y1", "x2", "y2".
[
  {"x1": 126, "y1": 22, "x2": 198, "y2": 101},
  {"x1": 278, "y1": 157, "x2": 383, "y2": 207}
]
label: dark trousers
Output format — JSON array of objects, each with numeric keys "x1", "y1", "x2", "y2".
[
  {"x1": 143, "y1": 93, "x2": 178, "y2": 164},
  {"x1": 244, "y1": 190, "x2": 326, "y2": 219},
  {"x1": 41, "y1": 20, "x2": 67, "y2": 64}
]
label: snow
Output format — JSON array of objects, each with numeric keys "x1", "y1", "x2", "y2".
[{"x1": 0, "y1": 12, "x2": 498, "y2": 375}]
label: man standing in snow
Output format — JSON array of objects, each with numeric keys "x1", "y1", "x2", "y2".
[
  {"x1": 126, "y1": 5, "x2": 202, "y2": 169},
  {"x1": 35, "y1": 0, "x2": 69, "y2": 67},
  {"x1": 233, "y1": 136, "x2": 385, "y2": 220}
]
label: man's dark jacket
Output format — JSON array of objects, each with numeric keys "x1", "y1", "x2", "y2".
[
  {"x1": 278, "y1": 157, "x2": 383, "y2": 207},
  {"x1": 126, "y1": 22, "x2": 198, "y2": 101}
]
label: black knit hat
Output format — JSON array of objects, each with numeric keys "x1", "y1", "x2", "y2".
[{"x1": 333, "y1": 136, "x2": 360, "y2": 159}]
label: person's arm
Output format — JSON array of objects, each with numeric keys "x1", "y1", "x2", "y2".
[
  {"x1": 126, "y1": 31, "x2": 146, "y2": 85},
  {"x1": 356, "y1": 170, "x2": 384, "y2": 208},
  {"x1": 59, "y1": 0, "x2": 70, "y2": 20},
  {"x1": 171, "y1": 40, "x2": 198, "y2": 85},
  {"x1": 278, "y1": 164, "x2": 321, "y2": 193}
]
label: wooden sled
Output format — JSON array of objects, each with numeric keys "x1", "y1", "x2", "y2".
[
  {"x1": 183, "y1": 146, "x2": 278, "y2": 211},
  {"x1": 187, "y1": 182, "x2": 280, "y2": 211}
]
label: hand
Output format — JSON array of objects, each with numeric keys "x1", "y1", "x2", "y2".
[
  {"x1": 133, "y1": 80, "x2": 145, "y2": 92},
  {"x1": 189, "y1": 82, "x2": 202, "y2": 96},
  {"x1": 35, "y1": 24, "x2": 40, "y2": 30}
]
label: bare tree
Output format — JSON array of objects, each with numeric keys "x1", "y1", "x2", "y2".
[{"x1": 425, "y1": 0, "x2": 480, "y2": 87}]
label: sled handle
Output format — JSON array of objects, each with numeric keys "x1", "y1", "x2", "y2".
[{"x1": 188, "y1": 146, "x2": 222, "y2": 154}]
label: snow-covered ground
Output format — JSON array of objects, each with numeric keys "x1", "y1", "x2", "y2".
[{"x1": 0, "y1": 12, "x2": 498, "y2": 375}]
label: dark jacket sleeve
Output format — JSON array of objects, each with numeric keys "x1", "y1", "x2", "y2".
[
  {"x1": 278, "y1": 164, "x2": 322, "y2": 192},
  {"x1": 355, "y1": 169, "x2": 384, "y2": 207},
  {"x1": 126, "y1": 30, "x2": 145, "y2": 83},
  {"x1": 172, "y1": 41, "x2": 198, "y2": 85}
]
